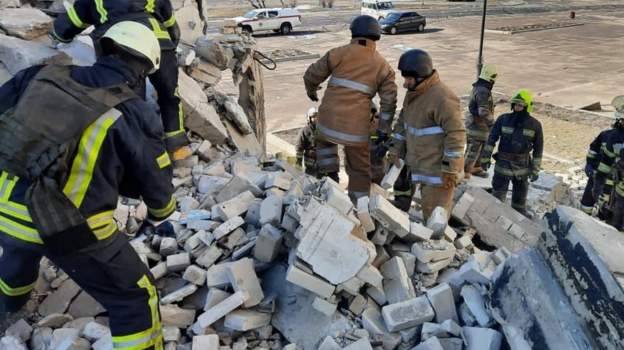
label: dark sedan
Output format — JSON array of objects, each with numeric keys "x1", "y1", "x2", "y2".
[{"x1": 380, "y1": 11, "x2": 426, "y2": 34}]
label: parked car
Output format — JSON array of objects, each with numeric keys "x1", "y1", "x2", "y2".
[
  {"x1": 379, "y1": 11, "x2": 426, "y2": 34},
  {"x1": 361, "y1": 0, "x2": 395, "y2": 20},
  {"x1": 231, "y1": 8, "x2": 302, "y2": 35}
]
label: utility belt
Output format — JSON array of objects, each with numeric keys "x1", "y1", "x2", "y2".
[{"x1": 495, "y1": 152, "x2": 530, "y2": 164}]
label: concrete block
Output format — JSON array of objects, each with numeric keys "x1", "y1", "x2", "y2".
[
  {"x1": 160, "y1": 304, "x2": 196, "y2": 328},
  {"x1": 491, "y1": 247, "x2": 512, "y2": 265},
  {"x1": 397, "y1": 252, "x2": 416, "y2": 277},
  {"x1": 196, "y1": 245, "x2": 223, "y2": 269},
  {"x1": 408, "y1": 222, "x2": 434, "y2": 242},
  {"x1": 443, "y1": 226, "x2": 457, "y2": 242},
  {"x1": 0, "y1": 34, "x2": 70, "y2": 75},
  {"x1": 454, "y1": 235, "x2": 473, "y2": 250},
  {"x1": 343, "y1": 338, "x2": 373, "y2": 350},
  {"x1": 361, "y1": 307, "x2": 388, "y2": 336},
  {"x1": 213, "y1": 216, "x2": 245, "y2": 240},
  {"x1": 5, "y1": 319, "x2": 32, "y2": 342},
  {"x1": 318, "y1": 336, "x2": 341, "y2": 350},
  {"x1": 440, "y1": 319, "x2": 462, "y2": 337},
  {"x1": 206, "y1": 262, "x2": 232, "y2": 288},
  {"x1": 416, "y1": 257, "x2": 453, "y2": 274},
  {"x1": 227, "y1": 258, "x2": 264, "y2": 307},
  {"x1": 38, "y1": 279, "x2": 80, "y2": 316},
  {"x1": 215, "y1": 191, "x2": 256, "y2": 220},
  {"x1": 413, "y1": 337, "x2": 444, "y2": 350},
  {"x1": 161, "y1": 284, "x2": 198, "y2": 304},
  {"x1": 30, "y1": 327, "x2": 53, "y2": 350},
  {"x1": 381, "y1": 257, "x2": 416, "y2": 304},
  {"x1": 192, "y1": 334, "x2": 220, "y2": 350},
  {"x1": 366, "y1": 286, "x2": 387, "y2": 306},
  {"x1": 204, "y1": 288, "x2": 231, "y2": 311},
  {"x1": 167, "y1": 252, "x2": 191, "y2": 272},
  {"x1": 183, "y1": 265, "x2": 207, "y2": 285},
  {"x1": 451, "y1": 192, "x2": 474, "y2": 220},
  {"x1": 224, "y1": 310, "x2": 271, "y2": 331},
  {"x1": 412, "y1": 241, "x2": 456, "y2": 263},
  {"x1": 0, "y1": 336, "x2": 26, "y2": 350},
  {"x1": 421, "y1": 323, "x2": 448, "y2": 340},
  {"x1": 438, "y1": 338, "x2": 463, "y2": 350},
  {"x1": 337, "y1": 276, "x2": 365, "y2": 296},
  {"x1": 463, "y1": 327, "x2": 502, "y2": 350},
  {"x1": 197, "y1": 176, "x2": 229, "y2": 195},
  {"x1": 159, "y1": 237, "x2": 178, "y2": 256},
  {"x1": 162, "y1": 326, "x2": 181, "y2": 342},
  {"x1": 461, "y1": 285, "x2": 492, "y2": 327},
  {"x1": 259, "y1": 195, "x2": 283, "y2": 226},
  {"x1": 36, "y1": 314, "x2": 73, "y2": 329},
  {"x1": 321, "y1": 179, "x2": 353, "y2": 215},
  {"x1": 399, "y1": 326, "x2": 419, "y2": 343},
  {"x1": 369, "y1": 194, "x2": 410, "y2": 237},
  {"x1": 381, "y1": 160, "x2": 404, "y2": 189},
  {"x1": 357, "y1": 196, "x2": 376, "y2": 233},
  {"x1": 264, "y1": 172, "x2": 292, "y2": 191},
  {"x1": 49, "y1": 328, "x2": 80, "y2": 350},
  {"x1": 312, "y1": 297, "x2": 338, "y2": 316},
  {"x1": 285, "y1": 264, "x2": 335, "y2": 298},
  {"x1": 216, "y1": 176, "x2": 262, "y2": 202},
  {"x1": 372, "y1": 246, "x2": 391, "y2": 268},
  {"x1": 426, "y1": 283, "x2": 459, "y2": 323},
  {"x1": 219, "y1": 227, "x2": 245, "y2": 251},
  {"x1": 253, "y1": 224, "x2": 283, "y2": 263},
  {"x1": 349, "y1": 294, "x2": 368, "y2": 315},
  {"x1": 381, "y1": 296, "x2": 435, "y2": 332},
  {"x1": 356, "y1": 265, "x2": 383, "y2": 289},
  {"x1": 426, "y1": 207, "x2": 448, "y2": 239},
  {"x1": 197, "y1": 291, "x2": 248, "y2": 328},
  {"x1": 81, "y1": 321, "x2": 110, "y2": 342}
]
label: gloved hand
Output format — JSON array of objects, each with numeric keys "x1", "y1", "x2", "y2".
[
  {"x1": 584, "y1": 163, "x2": 595, "y2": 178},
  {"x1": 137, "y1": 220, "x2": 175, "y2": 237},
  {"x1": 307, "y1": 87, "x2": 321, "y2": 102},
  {"x1": 387, "y1": 148, "x2": 402, "y2": 168},
  {"x1": 597, "y1": 196, "x2": 612, "y2": 220},
  {"x1": 529, "y1": 173, "x2": 539, "y2": 182},
  {"x1": 375, "y1": 129, "x2": 388, "y2": 145},
  {"x1": 442, "y1": 172, "x2": 458, "y2": 189},
  {"x1": 481, "y1": 161, "x2": 491, "y2": 172}
]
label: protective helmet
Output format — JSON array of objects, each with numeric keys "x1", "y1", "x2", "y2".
[
  {"x1": 479, "y1": 64, "x2": 498, "y2": 83},
  {"x1": 101, "y1": 21, "x2": 161, "y2": 74},
  {"x1": 398, "y1": 49, "x2": 433, "y2": 79},
  {"x1": 306, "y1": 107, "x2": 318, "y2": 124},
  {"x1": 350, "y1": 15, "x2": 381, "y2": 41},
  {"x1": 613, "y1": 95, "x2": 624, "y2": 118},
  {"x1": 510, "y1": 89, "x2": 534, "y2": 113}
]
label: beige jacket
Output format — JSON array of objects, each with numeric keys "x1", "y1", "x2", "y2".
[
  {"x1": 303, "y1": 38, "x2": 397, "y2": 146},
  {"x1": 391, "y1": 72, "x2": 465, "y2": 185}
]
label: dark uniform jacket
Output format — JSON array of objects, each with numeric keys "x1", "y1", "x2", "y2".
[
  {"x1": 296, "y1": 123, "x2": 317, "y2": 173},
  {"x1": 587, "y1": 129, "x2": 614, "y2": 171},
  {"x1": 481, "y1": 110, "x2": 544, "y2": 178},
  {"x1": 597, "y1": 128, "x2": 624, "y2": 198},
  {"x1": 0, "y1": 57, "x2": 175, "y2": 247},
  {"x1": 466, "y1": 79, "x2": 495, "y2": 140},
  {"x1": 51, "y1": 0, "x2": 178, "y2": 50}
]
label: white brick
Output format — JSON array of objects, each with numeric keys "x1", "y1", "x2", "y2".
[
  {"x1": 196, "y1": 245, "x2": 223, "y2": 269},
  {"x1": 312, "y1": 297, "x2": 338, "y2": 316},
  {"x1": 366, "y1": 286, "x2": 387, "y2": 306},
  {"x1": 356, "y1": 197, "x2": 376, "y2": 233},
  {"x1": 441, "y1": 319, "x2": 462, "y2": 337},
  {"x1": 321, "y1": 179, "x2": 353, "y2": 215},
  {"x1": 460, "y1": 285, "x2": 492, "y2": 327},
  {"x1": 285, "y1": 265, "x2": 335, "y2": 298},
  {"x1": 204, "y1": 288, "x2": 231, "y2": 311},
  {"x1": 361, "y1": 308, "x2": 388, "y2": 335},
  {"x1": 197, "y1": 291, "x2": 248, "y2": 328},
  {"x1": 413, "y1": 336, "x2": 444, "y2": 350},
  {"x1": 381, "y1": 296, "x2": 435, "y2": 332},
  {"x1": 163, "y1": 326, "x2": 181, "y2": 342},
  {"x1": 206, "y1": 262, "x2": 232, "y2": 288},
  {"x1": 438, "y1": 338, "x2": 463, "y2": 350},
  {"x1": 265, "y1": 172, "x2": 291, "y2": 190},
  {"x1": 426, "y1": 207, "x2": 448, "y2": 239},
  {"x1": 426, "y1": 283, "x2": 459, "y2": 323},
  {"x1": 380, "y1": 160, "x2": 404, "y2": 189},
  {"x1": 416, "y1": 257, "x2": 453, "y2": 274},
  {"x1": 161, "y1": 284, "x2": 198, "y2": 304},
  {"x1": 213, "y1": 216, "x2": 245, "y2": 240},
  {"x1": 259, "y1": 195, "x2": 283, "y2": 226},
  {"x1": 348, "y1": 294, "x2": 368, "y2": 315},
  {"x1": 318, "y1": 336, "x2": 341, "y2": 350},
  {"x1": 412, "y1": 241, "x2": 456, "y2": 263},
  {"x1": 443, "y1": 226, "x2": 457, "y2": 242},
  {"x1": 167, "y1": 253, "x2": 191, "y2": 272},
  {"x1": 253, "y1": 224, "x2": 283, "y2": 263},
  {"x1": 224, "y1": 310, "x2": 271, "y2": 331},
  {"x1": 408, "y1": 222, "x2": 434, "y2": 242},
  {"x1": 343, "y1": 338, "x2": 373, "y2": 350},
  {"x1": 463, "y1": 327, "x2": 503, "y2": 350},
  {"x1": 454, "y1": 235, "x2": 473, "y2": 250},
  {"x1": 397, "y1": 252, "x2": 416, "y2": 277},
  {"x1": 192, "y1": 334, "x2": 219, "y2": 350},
  {"x1": 159, "y1": 237, "x2": 178, "y2": 256},
  {"x1": 183, "y1": 265, "x2": 207, "y2": 285},
  {"x1": 160, "y1": 304, "x2": 196, "y2": 328},
  {"x1": 381, "y1": 257, "x2": 415, "y2": 304},
  {"x1": 215, "y1": 191, "x2": 256, "y2": 220},
  {"x1": 337, "y1": 277, "x2": 365, "y2": 296},
  {"x1": 356, "y1": 265, "x2": 383, "y2": 289},
  {"x1": 369, "y1": 194, "x2": 410, "y2": 237},
  {"x1": 421, "y1": 323, "x2": 448, "y2": 340},
  {"x1": 227, "y1": 258, "x2": 264, "y2": 307}
]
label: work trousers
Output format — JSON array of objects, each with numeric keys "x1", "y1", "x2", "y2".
[
  {"x1": 420, "y1": 183, "x2": 455, "y2": 221},
  {"x1": 0, "y1": 233, "x2": 164, "y2": 350},
  {"x1": 464, "y1": 137, "x2": 486, "y2": 172},
  {"x1": 608, "y1": 192, "x2": 624, "y2": 232},
  {"x1": 492, "y1": 173, "x2": 530, "y2": 215},
  {"x1": 393, "y1": 166, "x2": 414, "y2": 211},
  {"x1": 317, "y1": 139, "x2": 370, "y2": 198},
  {"x1": 580, "y1": 175, "x2": 596, "y2": 215},
  {"x1": 369, "y1": 144, "x2": 386, "y2": 185}
]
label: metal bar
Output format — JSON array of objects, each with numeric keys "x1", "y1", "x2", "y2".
[{"x1": 477, "y1": 0, "x2": 488, "y2": 78}]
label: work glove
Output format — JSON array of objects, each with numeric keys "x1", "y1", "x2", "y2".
[
  {"x1": 168, "y1": 22, "x2": 181, "y2": 47},
  {"x1": 481, "y1": 161, "x2": 491, "y2": 172},
  {"x1": 307, "y1": 87, "x2": 320, "y2": 102},
  {"x1": 137, "y1": 220, "x2": 175, "y2": 238},
  {"x1": 442, "y1": 172, "x2": 458, "y2": 190},
  {"x1": 529, "y1": 173, "x2": 539, "y2": 182},
  {"x1": 584, "y1": 163, "x2": 595, "y2": 178}
]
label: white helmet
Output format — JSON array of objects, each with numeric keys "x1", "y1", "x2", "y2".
[
  {"x1": 306, "y1": 107, "x2": 318, "y2": 118},
  {"x1": 613, "y1": 95, "x2": 624, "y2": 118},
  {"x1": 479, "y1": 64, "x2": 498, "y2": 83},
  {"x1": 101, "y1": 21, "x2": 161, "y2": 74}
]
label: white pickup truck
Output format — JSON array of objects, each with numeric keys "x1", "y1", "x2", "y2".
[{"x1": 230, "y1": 8, "x2": 302, "y2": 35}]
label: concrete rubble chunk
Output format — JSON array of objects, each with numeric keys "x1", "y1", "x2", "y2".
[
  {"x1": 343, "y1": 338, "x2": 373, "y2": 350},
  {"x1": 381, "y1": 160, "x2": 404, "y2": 189},
  {"x1": 409, "y1": 222, "x2": 434, "y2": 242},
  {"x1": 204, "y1": 288, "x2": 232, "y2": 311},
  {"x1": 213, "y1": 216, "x2": 245, "y2": 239},
  {"x1": 381, "y1": 257, "x2": 416, "y2": 304},
  {"x1": 463, "y1": 327, "x2": 502, "y2": 350},
  {"x1": 167, "y1": 252, "x2": 191, "y2": 272},
  {"x1": 37, "y1": 314, "x2": 74, "y2": 329},
  {"x1": 196, "y1": 245, "x2": 223, "y2": 269},
  {"x1": 259, "y1": 195, "x2": 283, "y2": 226},
  {"x1": 6, "y1": 319, "x2": 32, "y2": 342},
  {"x1": 190, "y1": 61, "x2": 222, "y2": 86},
  {"x1": 412, "y1": 241, "x2": 456, "y2": 263},
  {"x1": 349, "y1": 294, "x2": 368, "y2": 315},
  {"x1": 0, "y1": 8, "x2": 52, "y2": 40},
  {"x1": 461, "y1": 285, "x2": 492, "y2": 327},
  {"x1": 160, "y1": 304, "x2": 196, "y2": 328},
  {"x1": 321, "y1": 179, "x2": 353, "y2": 215},
  {"x1": 163, "y1": 326, "x2": 181, "y2": 342},
  {"x1": 195, "y1": 38, "x2": 231, "y2": 70},
  {"x1": 361, "y1": 308, "x2": 388, "y2": 336},
  {"x1": 223, "y1": 96, "x2": 253, "y2": 135},
  {"x1": 192, "y1": 334, "x2": 220, "y2": 350},
  {"x1": 356, "y1": 264, "x2": 383, "y2": 289},
  {"x1": 81, "y1": 321, "x2": 111, "y2": 342},
  {"x1": 253, "y1": 224, "x2": 284, "y2": 263},
  {"x1": 159, "y1": 237, "x2": 179, "y2": 256},
  {"x1": 426, "y1": 283, "x2": 459, "y2": 323},
  {"x1": 38, "y1": 279, "x2": 81, "y2": 316},
  {"x1": 49, "y1": 328, "x2": 80, "y2": 350},
  {"x1": 68, "y1": 291, "x2": 106, "y2": 318},
  {"x1": 369, "y1": 194, "x2": 410, "y2": 238},
  {"x1": 161, "y1": 284, "x2": 198, "y2": 304},
  {"x1": 318, "y1": 336, "x2": 341, "y2": 350},
  {"x1": 216, "y1": 176, "x2": 262, "y2": 203},
  {"x1": 312, "y1": 297, "x2": 338, "y2": 316},
  {"x1": 30, "y1": 327, "x2": 53, "y2": 350},
  {"x1": 224, "y1": 310, "x2": 272, "y2": 331},
  {"x1": 286, "y1": 264, "x2": 335, "y2": 298},
  {"x1": 227, "y1": 258, "x2": 264, "y2": 307},
  {"x1": 0, "y1": 34, "x2": 71, "y2": 75},
  {"x1": 1, "y1": 336, "x2": 27, "y2": 350},
  {"x1": 438, "y1": 338, "x2": 463, "y2": 350},
  {"x1": 381, "y1": 296, "x2": 435, "y2": 332},
  {"x1": 397, "y1": 252, "x2": 416, "y2": 277},
  {"x1": 421, "y1": 323, "x2": 449, "y2": 340},
  {"x1": 215, "y1": 191, "x2": 256, "y2": 220},
  {"x1": 175, "y1": 1, "x2": 203, "y2": 45},
  {"x1": 356, "y1": 196, "x2": 376, "y2": 233},
  {"x1": 426, "y1": 207, "x2": 448, "y2": 239},
  {"x1": 183, "y1": 265, "x2": 207, "y2": 285},
  {"x1": 413, "y1": 336, "x2": 444, "y2": 350},
  {"x1": 197, "y1": 291, "x2": 248, "y2": 328},
  {"x1": 206, "y1": 262, "x2": 232, "y2": 287}
]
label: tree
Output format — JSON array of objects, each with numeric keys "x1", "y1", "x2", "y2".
[{"x1": 247, "y1": 0, "x2": 266, "y2": 9}]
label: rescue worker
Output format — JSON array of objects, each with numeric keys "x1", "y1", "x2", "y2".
[
  {"x1": 49, "y1": 0, "x2": 191, "y2": 160},
  {"x1": 388, "y1": 49, "x2": 465, "y2": 220},
  {"x1": 465, "y1": 64, "x2": 497, "y2": 179},
  {"x1": 369, "y1": 103, "x2": 387, "y2": 184},
  {"x1": 0, "y1": 22, "x2": 175, "y2": 349},
  {"x1": 480, "y1": 89, "x2": 544, "y2": 217},
  {"x1": 580, "y1": 126, "x2": 616, "y2": 215},
  {"x1": 303, "y1": 15, "x2": 397, "y2": 201},
  {"x1": 593, "y1": 96, "x2": 624, "y2": 224},
  {"x1": 296, "y1": 107, "x2": 340, "y2": 181},
  {"x1": 607, "y1": 149, "x2": 624, "y2": 232}
]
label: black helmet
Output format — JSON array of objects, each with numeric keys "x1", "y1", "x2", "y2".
[
  {"x1": 398, "y1": 49, "x2": 433, "y2": 79},
  {"x1": 350, "y1": 15, "x2": 381, "y2": 41},
  {"x1": 614, "y1": 118, "x2": 624, "y2": 129}
]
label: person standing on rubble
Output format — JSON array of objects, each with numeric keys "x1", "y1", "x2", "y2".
[
  {"x1": 580, "y1": 125, "x2": 617, "y2": 215},
  {"x1": 296, "y1": 107, "x2": 340, "y2": 181},
  {"x1": 464, "y1": 64, "x2": 498, "y2": 179},
  {"x1": 303, "y1": 15, "x2": 397, "y2": 201},
  {"x1": 387, "y1": 49, "x2": 465, "y2": 220},
  {"x1": 49, "y1": 0, "x2": 192, "y2": 161},
  {"x1": 0, "y1": 22, "x2": 174, "y2": 349},
  {"x1": 480, "y1": 89, "x2": 544, "y2": 217},
  {"x1": 593, "y1": 96, "x2": 624, "y2": 225}
]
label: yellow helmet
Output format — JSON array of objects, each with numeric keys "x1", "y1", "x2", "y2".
[
  {"x1": 612, "y1": 95, "x2": 624, "y2": 118},
  {"x1": 479, "y1": 64, "x2": 498, "y2": 83},
  {"x1": 510, "y1": 89, "x2": 534, "y2": 113},
  {"x1": 101, "y1": 21, "x2": 161, "y2": 74}
]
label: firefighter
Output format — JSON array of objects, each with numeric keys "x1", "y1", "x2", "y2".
[
  {"x1": 296, "y1": 107, "x2": 339, "y2": 181},
  {"x1": 0, "y1": 22, "x2": 174, "y2": 349},
  {"x1": 304, "y1": 15, "x2": 397, "y2": 201},
  {"x1": 580, "y1": 126, "x2": 616, "y2": 215},
  {"x1": 480, "y1": 89, "x2": 544, "y2": 217},
  {"x1": 593, "y1": 96, "x2": 624, "y2": 224},
  {"x1": 388, "y1": 49, "x2": 465, "y2": 220},
  {"x1": 465, "y1": 64, "x2": 497, "y2": 179},
  {"x1": 369, "y1": 103, "x2": 387, "y2": 184},
  {"x1": 49, "y1": 0, "x2": 191, "y2": 160}
]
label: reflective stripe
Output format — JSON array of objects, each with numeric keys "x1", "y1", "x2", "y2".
[
  {"x1": 95, "y1": 0, "x2": 108, "y2": 23},
  {"x1": 405, "y1": 125, "x2": 444, "y2": 137},
  {"x1": 392, "y1": 133, "x2": 405, "y2": 141},
  {"x1": 145, "y1": 0, "x2": 156, "y2": 13},
  {"x1": 156, "y1": 152, "x2": 172, "y2": 169},
  {"x1": 0, "y1": 201, "x2": 31, "y2": 223},
  {"x1": 148, "y1": 197, "x2": 176, "y2": 219},
  {"x1": 523, "y1": 129, "x2": 535, "y2": 137},
  {"x1": 328, "y1": 77, "x2": 374, "y2": 96},
  {"x1": 411, "y1": 174, "x2": 443, "y2": 185},
  {"x1": 113, "y1": 275, "x2": 163, "y2": 350},
  {"x1": 467, "y1": 128, "x2": 489, "y2": 139},
  {"x1": 0, "y1": 172, "x2": 9, "y2": 200},
  {"x1": 67, "y1": 5, "x2": 89, "y2": 29},
  {"x1": 581, "y1": 205, "x2": 594, "y2": 214},
  {"x1": 317, "y1": 147, "x2": 338, "y2": 157},
  {"x1": 502, "y1": 126, "x2": 514, "y2": 134},
  {"x1": 587, "y1": 150, "x2": 598, "y2": 159},
  {"x1": 317, "y1": 124, "x2": 369, "y2": 143},
  {"x1": 444, "y1": 150, "x2": 463, "y2": 159},
  {"x1": 0, "y1": 216, "x2": 42, "y2": 244},
  {"x1": 0, "y1": 278, "x2": 35, "y2": 297},
  {"x1": 63, "y1": 109, "x2": 121, "y2": 207},
  {"x1": 483, "y1": 145, "x2": 494, "y2": 152},
  {"x1": 317, "y1": 157, "x2": 339, "y2": 166},
  {"x1": 165, "y1": 90, "x2": 184, "y2": 138},
  {"x1": 598, "y1": 162, "x2": 612, "y2": 174},
  {"x1": 607, "y1": 178, "x2": 615, "y2": 186},
  {"x1": 163, "y1": 15, "x2": 176, "y2": 28},
  {"x1": 393, "y1": 190, "x2": 412, "y2": 196},
  {"x1": 380, "y1": 112, "x2": 393, "y2": 121},
  {"x1": 149, "y1": 18, "x2": 171, "y2": 40},
  {"x1": 494, "y1": 164, "x2": 530, "y2": 177},
  {"x1": 602, "y1": 144, "x2": 616, "y2": 158},
  {"x1": 87, "y1": 211, "x2": 117, "y2": 240}
]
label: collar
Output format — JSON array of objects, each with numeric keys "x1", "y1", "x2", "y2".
[
  {"x1": 404, "y1": 70, "x2": 440, "y2": 104},
  {"x1": 350, "y1": 37, "x2": 377, "y2": 51}
]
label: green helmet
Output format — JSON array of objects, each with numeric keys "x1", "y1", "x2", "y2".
[{"x1": 510, "y1": 89, "x2": 534, "y2": 113}]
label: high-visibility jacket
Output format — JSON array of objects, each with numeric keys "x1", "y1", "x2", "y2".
[
  {"x1": 303, "y1": 38, "x2": 397, "y2": 146},
  {"x1": 587, "y1": 129, "x2": 614, "y2": 171},
  {"x1": 597, "y1": 128, "x2": 624, "y2": 197},
  {"x1": 480, "y1": 110, "x2": 544, "y2": 178},
  {"x1": 466, "y1": 78, "x2": 495, "y2": 141},
  {"x1": 51, "y1": 0, "x2": 178, "y2": 50},
  {"x1": 0, "y1": 57, "x2": 175, "y2": 249}
]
